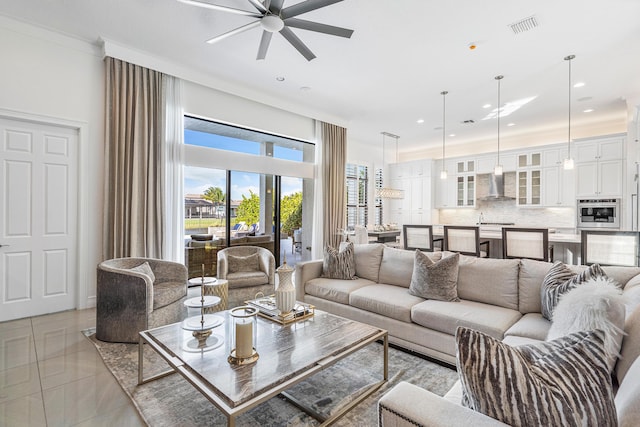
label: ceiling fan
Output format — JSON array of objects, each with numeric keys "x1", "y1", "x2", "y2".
[{"x1": 178, "y1": 0, "x2": 354, "y2": 61}]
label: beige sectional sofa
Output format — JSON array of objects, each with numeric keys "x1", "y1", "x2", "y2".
[{"x1": 294, "y1": 243, "x2": 640, "y2": 426}]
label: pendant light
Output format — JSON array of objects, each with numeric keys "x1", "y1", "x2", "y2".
[
  {"x1": 376, "y1": 132, "x2": 404, "y2": 199},
  {"x1": 563, "y1": 54, "x2": 575, "y2": 170},
  {"x1": 494, "y1": 75, "x2": 504, "y2": 176},
  {"x1": 440, "y1": 90, "x2": 448, "y2": 180}
]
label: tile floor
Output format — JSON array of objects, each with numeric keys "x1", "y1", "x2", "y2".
[{"x1": 0, "y1": 308, "x2": 145, "y2": 427}]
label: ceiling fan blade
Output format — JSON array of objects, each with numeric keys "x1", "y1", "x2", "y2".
[
  {"x1": 256, "y1": 31, "x2": 273, "y2": 60},
  {"x1": 284, "y1": 18, "x2": 353, "y2": 38},
  {"x1": 177, "y1": 0, "x2": 261, "y2": 17},
  {"x1": 246, "y1": 0, "x2": 268, "y2": 14},
  {"x1": 269, "y1": 0, "x2": 285, "y2": 14},
  {"x1": 206, "y1": 20, "x2": 261, "y2": 44},
  {"x1": 281, "y1": 0, "x2": 343, "y2": 19},
  {"x1": 279, "y1": 27, "x2": 316, "y2": 61}
]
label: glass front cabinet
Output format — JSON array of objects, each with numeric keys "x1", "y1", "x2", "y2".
[
  {"x1": 517, "y1": 152, "x2": 541, "y2": 206},
  {"x1": 456, "y1": 160, "x2": 475, "y2": 207}
]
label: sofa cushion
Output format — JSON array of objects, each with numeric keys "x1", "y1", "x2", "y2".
[
  {"x1": 456, "y1": 256, "x2": 520, "y2": 310},
  {"x1": 228, "y1": 253, "x2": 261, "y2": 273},
  {"x1": 411, "y1": 299, "x2": 521, "y2": 340},
  {"x1": 518, "y1": 258, "x2": 553, "y2": 314},
  {"x1": 304, "y1": 277, "x2": 374, "y2": 305},
  {"x1": 227, "y1": 271, "x2": 268, "y2": 288},
  {"x1": 540, "y1": 262, "x2": 608, "y2": 320},
  {"x1": 617, "y1": 304, "x2": 640, "y2": 383},
  {"x1": 504, "y1": 313, "x2": 550, "y2": 341},
  {"x1": 547, "y1": 277, "x2": 625, "y2": 372},
  {"x1": 247, "y1": 235, "x2": 272, "y2": 243},
  {"x1": 378, "y1": 246, "x2": 442, "y2": 288},
  {"x1": 409, "y1": 251, "x2": 460, "y2": 302},
  {"x1": 615, "y1": 357, "x2": 640, "y2": 427},
  {"x1": 341, "y1": 242, "x2": 384, "y2": 282},
  {"x1": 153, "y1": 281, "x2": 185, "y2": 309},
  {"x1": 349, "y1": 284, "x2": 424, "y2": 323},
  {"x1": 322, "y1": 242, "x2": 356, "y2": 280},
  {"x1": 457, "y1": 327, "x2": 617, "y2": 427}
]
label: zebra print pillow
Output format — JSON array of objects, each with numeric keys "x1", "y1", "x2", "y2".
[
  {"x1": 456, "y1": 327, "x2": 617, "y2": 427},
  {"x1": 322, "y1": 241, "x2": 356, "y2": 280},
  {"x1": 540, "y1": 262, "x2": 609, "y2": 320}
]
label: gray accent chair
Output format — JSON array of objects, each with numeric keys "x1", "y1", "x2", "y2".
[
  {"x1": 96, "y1": 257, "x2": 188, "y2": 343},
  {"x1": 217, "y1": 246, "x2": 276, "y2": 308}
]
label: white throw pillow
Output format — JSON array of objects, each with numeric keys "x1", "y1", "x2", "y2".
[{"x1": 547, "y1": 276, "x2": 625, "y2": 372}]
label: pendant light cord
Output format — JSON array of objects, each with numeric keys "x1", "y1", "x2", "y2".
[
  {"x1": 566, "y1": 55, "x2": 574, "y2": 158},
  {"x1": 441, "y1": 91, "x2": 447, "y2": 161},
  {"x1": 495, "y1": 75, "x2": 503, "y2": 165}
]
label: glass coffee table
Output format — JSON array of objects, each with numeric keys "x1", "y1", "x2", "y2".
[{"x1": 138, "y1": 310, "x2": 388, "y2": 426}]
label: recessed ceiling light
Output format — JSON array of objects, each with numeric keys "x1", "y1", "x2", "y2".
[
  {"x1": 416, "y1": 119, "x2": 425, "y2": 124},
  {"x1": 300, "y1": 86, "x2": 311, "y2": 92},
  {"x1": 449, "y1": 133, "x2": 456, "y2": 137},
  {"x1": 583, "y1": 109, "x2": 594, "y2": 113},
  {"x1": 433, "y1": 126, "x2": 443, "y2": 131},
  {"x1": 482, "y1": 104, "x2": 491, "y2": 109},
  {"x1": 276, "y1": 76, "x2": 285, "y2": 82},
  {"x1": 507, "y1": 123, "x2": 515, "y2": 127},
  {"x1": 573, "y1": 82, "x2": 585, "y2": 88}
]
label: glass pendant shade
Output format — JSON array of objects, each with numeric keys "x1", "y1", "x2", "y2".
[
  {"x1": 494, "y1": 164, "x2": 503, "y2": 176},
  {"x1": 440, "y1": 170, "x2": 448, "y2": 180},
  {"x1": 563, "y1": 157, "x2": 574, "y2": 170}
]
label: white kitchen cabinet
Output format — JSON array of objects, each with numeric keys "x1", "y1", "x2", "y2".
[
  {"x1": 435, "y1": 175, "x2": 456, "y2": 208},
  {"x1": 574, "y1": 136, "x2": 624, "y2": 198},
  {"x1": 476, "y1": 155, "x2": 496, "y2": 174},
  {"x1": 575, "y1": 159, "x2": 623, "y2": 197},
  {"x1": 542, "y1": 146, "x2": 569, "y2": 167},
  {"x1": 575, "y1": 138, "x2": 623, "y2": 162},
  {"x1": 456, "y1": 174, "x2": 476, "y2": 207},
  {"x1": 457, "y1": 159, "x2": 475, "y2": 173},
  {"x1": 542, "y1": 166, "x2": 575, "y2": 206},
  {"x1": 517, "y1": 151, "x2": 543, "y2": 206}
]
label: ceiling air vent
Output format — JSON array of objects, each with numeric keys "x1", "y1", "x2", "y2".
[
  {"x1": 461, "y1": 119, "x2": 475, "y2": 124},
  {"x1": 509, "y1": 15, "x2": 539, "y2": 34}
]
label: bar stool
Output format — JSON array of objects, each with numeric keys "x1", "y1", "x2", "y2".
[
  {"x1": 443, "y1": 226, "x2": 489, "y2": 257},
  {"x1": 502, "y1": 227, "x2": 549, "y2": 261},
  {"x1": 403, "y1": 225, "x2": 443, "y2": 251},
  {"x1": 581, "y1": 230, "x2": 640, "y2": 267}
]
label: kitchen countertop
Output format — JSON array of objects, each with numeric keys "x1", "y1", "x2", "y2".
[{"x1": 432, "y1": 225, "x2": 581, "y2": 244}]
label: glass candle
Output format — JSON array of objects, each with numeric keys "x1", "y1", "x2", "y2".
[{"x1": 229, "y1": 306, "x2": 258, "y2": 362}]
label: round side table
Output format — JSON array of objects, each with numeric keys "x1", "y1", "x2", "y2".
[{"x1": 203, "y1": 278, "x2": 228, "y2": 313}]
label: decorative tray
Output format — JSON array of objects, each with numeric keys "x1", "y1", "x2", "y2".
[{"x1": 245, "y1": 295, "x2": 315, "y2": 325}]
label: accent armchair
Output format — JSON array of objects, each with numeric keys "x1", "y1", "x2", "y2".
[
  {"x1": 217, "y1": 246, "x2": 276, "y2": 308},
  {"x1": 96, "y1": 257, "x2": 188, "y2": 343}
]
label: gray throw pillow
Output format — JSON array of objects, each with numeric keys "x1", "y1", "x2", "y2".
[
  {"x1": 227, "y1": 253, "x2": 261, "y2": 273},
  {"x1": 540, "y1": 261, "x2": 610, "y2": 320},
  {"x1": 456, "y1": 327, "x2": 617, "y2": 427},
  {"x1": 409, "y1": 251, "x2": 459, "y2": 301},
  {"x1": 322, "y1": 242, "x2": 356, "y2": 280},
  {"x1": 129, "y1": 261, "x2": 155, "y2": 283}
]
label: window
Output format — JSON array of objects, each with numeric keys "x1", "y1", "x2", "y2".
[
  {"x1": 346, "y1": 163, "x2": 369, "y2": 229},
  {"x1": 182, "y1": 116, "x2": 314, "y2": 271},
  {"x1": 374, "y1": 167, "x2": 383, "y2": 226}
]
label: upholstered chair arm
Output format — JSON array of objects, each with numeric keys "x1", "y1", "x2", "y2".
[
  {"x1": 98, "y1": 261, "x2": 154, "y2": 314},
  {"x1": 217, "y1": 250, "x2": 229, "y2": 280},
  {"x1": 257, "y1": 249, "x2": 276, "y2": 285},
  {"x1": 146, "y1": 258, "x2": 187, "y2": 284},
  {"x1": 378, "y1": 382, "x2": 508, "y2": 427},
  {"x1": 294, "y1": 260, "x2": 323, "y2": 302}
]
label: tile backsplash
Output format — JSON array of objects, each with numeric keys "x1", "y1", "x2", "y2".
[{"x1": 439, "y1": 173, "x2": 577, "y2": 229}]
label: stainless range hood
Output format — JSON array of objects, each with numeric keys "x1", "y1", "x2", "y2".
[{"x1": 479, "y1": 173, "x2": 516, "y2": 201}]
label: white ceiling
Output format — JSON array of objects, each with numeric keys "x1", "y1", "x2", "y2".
[{"x1": 2, "y1": 0, "x2": 640, "y2": 157}]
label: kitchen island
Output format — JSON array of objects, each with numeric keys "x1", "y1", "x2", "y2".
[{"x1": 432, "y1": 225, "x2": 581, "y2": 264}]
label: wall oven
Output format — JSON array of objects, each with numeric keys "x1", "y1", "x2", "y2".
[{"x1": 577, "y1": 199, "x2": 620, "y2": 229}]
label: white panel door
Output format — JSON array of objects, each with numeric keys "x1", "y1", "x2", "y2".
[{"x1": 0, "y1": 117, "x2": 78, "y2": 321}]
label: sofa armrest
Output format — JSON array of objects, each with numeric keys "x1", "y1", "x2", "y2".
[
  {"x1": 257, "y1": 250, "x2": 276, "y2": 285},
  {"x1": 294, "y1": 259, "x2": 323, "y2": 302},
  {"x1": 378, "y1": 382, "x2": 508, "y2": 427}
]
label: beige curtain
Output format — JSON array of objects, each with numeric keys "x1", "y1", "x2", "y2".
[
  {"x1": 103, "y1": 57, "x2": 166, "y2": 259},
  {"x1": 321, "y1": 122, "x2": 347, "y2": 249}
]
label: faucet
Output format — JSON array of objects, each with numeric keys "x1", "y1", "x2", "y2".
[{"x1": 478, "y1": 212, "x2": 485, "y2": 225}]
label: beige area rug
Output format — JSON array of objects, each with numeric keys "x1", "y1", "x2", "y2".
[{"x1": 84, "y1": 328, "x2": 459, "y2": 426}]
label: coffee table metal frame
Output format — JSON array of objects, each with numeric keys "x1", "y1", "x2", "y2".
[{"x1": 138, "y1": 313, "x2": 388, "y2": 427}]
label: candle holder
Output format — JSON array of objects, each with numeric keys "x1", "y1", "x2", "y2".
[{"x1": 228, "y1": 306, "x2": 259, "y2": 365}]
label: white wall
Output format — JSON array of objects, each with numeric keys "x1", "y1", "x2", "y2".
[
  {"x1": 0, "y1": 16, "x2": 322, "y2": 310},
  {"x1": 0, "y1": 16, "x2": 105, "y2": 309}
]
